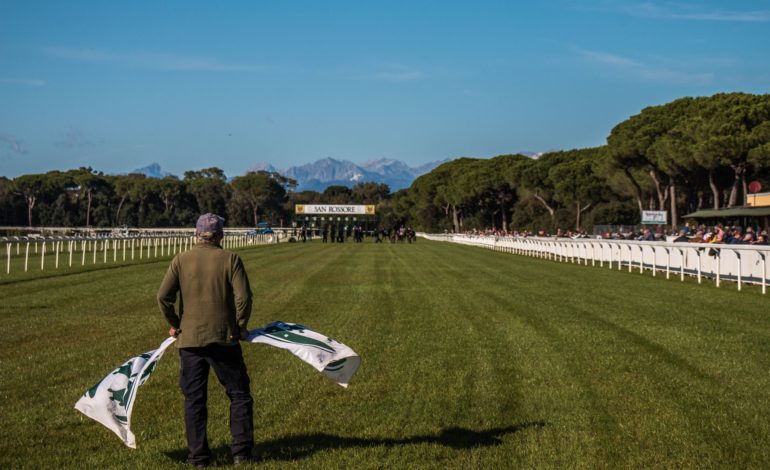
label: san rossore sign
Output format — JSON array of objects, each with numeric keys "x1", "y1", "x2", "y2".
[{"x1": 295, "y1": 204, "x2": 375, "y2": 215}]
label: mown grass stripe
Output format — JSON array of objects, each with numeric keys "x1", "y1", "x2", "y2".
[{"x1": 2, "y1": 239, "x2": 769, "y2": 468}]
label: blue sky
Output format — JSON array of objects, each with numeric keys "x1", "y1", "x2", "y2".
[{"x1": 1, "y1": 0, "x2": 769, "y2": 178}]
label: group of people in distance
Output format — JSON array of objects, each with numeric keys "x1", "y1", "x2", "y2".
[
  {"x1": 373, "y1": 225, "x2": 417, "y2": 243},
  {"x1": 462, "y1": 224, "x2": 769, "y2": 245},
  {"x1": 313, "y1": 224, "x2": 416, "y2": 243},
  {"x1": 597, "y1": 224, "x2": 768, "y2": 244},
  {"x1": 668, "y1": 224, "x2": 768, "y2": 245},
  {"x1": 317, "y1": 223, "x2": 360, "y2": 243}
]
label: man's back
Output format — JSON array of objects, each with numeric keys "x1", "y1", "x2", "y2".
[{"x1": 157, "y1": 243, "x2": 252, "y2": 348}]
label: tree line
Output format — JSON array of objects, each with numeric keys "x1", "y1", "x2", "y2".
[
  {"x1": 2, "y1": 92, "x2": 769, "y2": 233},
  {"x1": 388, "y1": 92, "x2": 770, "y2": 233},
  {"x1": 0, "y1": 166, "x2": 394, "y2": 230}
]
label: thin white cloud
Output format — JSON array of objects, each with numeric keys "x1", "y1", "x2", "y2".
[
  {"x1": 0, "y1": 78, "x2": 46, "y2": 86},
  {"x1": 612, "y1": 1, "x2": 770, "y2": 22},
  {"x1": 42, "y1": 46, "x2": 261, "y2": 72},
  {"x1": 573, "y1": 47, "x2": 640, "y2": 67},
  {"x1": 574, "y1": 45, "x2": 713, "y2": 85},
  {"x1": 0, "y1": 133, "x2": 27, "y2": 155}
]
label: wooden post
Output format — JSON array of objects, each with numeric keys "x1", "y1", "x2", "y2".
[
  {"x1": 41, "y1": 241, "x2": 46, "y2": 270},
  {"x1": 123, "y1": 239, "x2": 126, "y2": 261},
  {"x1": 6, "y1": 243, "x2": 11, "y2": 274},
  {"x1": 56, "y1": 241, "x2": 60, "y2": 269},
  {"x1": 69, "y1": 241, "x2": 73, "y2": 267},
  {"x1": 25, "y1": 242, "x2": 30, "y2": 272}
]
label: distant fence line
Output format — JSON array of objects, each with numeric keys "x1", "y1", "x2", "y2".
[
  {"x1": 421, "y1": 233, "x2": 770, "y2": 295},
  {"x1": 1, "y1": 231, "x2": 282, "y2": 275}
]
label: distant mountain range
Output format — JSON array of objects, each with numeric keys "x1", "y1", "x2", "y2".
[
  {"x1": 129, "y1": 163, "x2": 173, "y2": 179},
  {"x1": 131, "y1": 153, "x2": 551, "y2": 191},
  {"x1": 250, "y1": 157, "x2": 451, "y2": 191},
  {"x1": 131, "y1": 158, "x2": 449, "y2": 191}
]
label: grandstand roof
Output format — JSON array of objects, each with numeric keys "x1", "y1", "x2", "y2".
[{"x1": 683, "y1": 206, "x2": 770, "y2": 219}]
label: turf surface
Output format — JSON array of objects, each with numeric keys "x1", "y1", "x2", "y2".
[{"x1": 1, "y1": 239, "x2": 769, "y2": 468}]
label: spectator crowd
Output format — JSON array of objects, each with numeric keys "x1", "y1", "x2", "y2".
[{"x1": 461, "y1": 224, "x2": 769, "y2": 245}]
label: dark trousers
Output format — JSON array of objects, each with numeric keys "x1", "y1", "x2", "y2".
[{"x1": 179, "y1": 344, "x2": 254, "y2": 464}]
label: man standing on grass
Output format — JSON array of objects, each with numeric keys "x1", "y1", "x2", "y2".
[{"x1": 157, "y1": 213, "x2": 255, "y2": 467}]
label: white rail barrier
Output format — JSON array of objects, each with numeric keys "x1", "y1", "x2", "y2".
[
  {"x1": 422, "y1": 234, "x2": 770, "y2": 294},
  {"x1": 1, "y1": 231, "x2": 280, "y2": 275}
]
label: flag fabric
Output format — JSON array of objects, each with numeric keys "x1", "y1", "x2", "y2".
[
  {"x1": 245, "y1": 321, "x2": 361, "y2": 388},
  {"x1": 75, "y1": 322, "x2": 359, "y2": 448},
  {"x1": 74, "y1": 336, "x2": 177, "y2": 449}
]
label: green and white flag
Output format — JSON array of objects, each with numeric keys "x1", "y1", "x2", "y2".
[
  {"x1": 74, "y1": 336, "x2": 177, "y2": 449},
  {"x1": 75, "y1": 322, "x2": 359, "y2": 448},
  {"x1": 246, "y1": 321, "x2": 361, "y2": 388}
]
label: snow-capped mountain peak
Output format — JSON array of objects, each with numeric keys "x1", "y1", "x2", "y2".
[{"x1": 252, "y1": 157, "x2": 449, "y2": 191}]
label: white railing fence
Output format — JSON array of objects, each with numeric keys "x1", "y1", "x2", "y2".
[
  {"x1": 1, "y1": 231, "x2": 280, "y2": 275},
  {"x1": 421, "y1": 234, "x2": 770, "y2": 294}
]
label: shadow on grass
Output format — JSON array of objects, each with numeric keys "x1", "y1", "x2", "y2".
[{"x1": 164, "y1": 422, "x2": 545, "y2": 465}]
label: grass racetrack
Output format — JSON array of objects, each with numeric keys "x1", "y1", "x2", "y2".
[{"x1": 1, "y1": 238, "x2": 769, "y2": 468}]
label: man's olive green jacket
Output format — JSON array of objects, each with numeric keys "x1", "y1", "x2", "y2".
[{"x1": 157, "y1": 243, "x2": 253, "y2": 348}]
